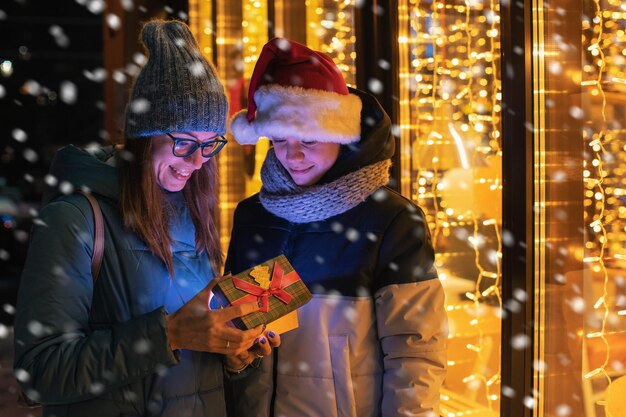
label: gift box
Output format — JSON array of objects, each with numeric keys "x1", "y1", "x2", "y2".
[{"x1": 212, "y1": 255, "x2": 312, "y2": 331}]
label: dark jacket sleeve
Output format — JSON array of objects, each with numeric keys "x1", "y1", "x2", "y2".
[
  {"x1": 374, "y1": 205, "x2": 448, "y2": 416},
  {"x1": 13, "y1": 199, "x2": 179, "y2": 405}
]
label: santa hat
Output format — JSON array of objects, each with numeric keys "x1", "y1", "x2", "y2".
[{"x1": 229, "y1": 38, "x2": 362, "y2": 145}]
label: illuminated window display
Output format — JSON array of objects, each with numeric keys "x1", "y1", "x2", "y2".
[
  {"x1": 302, "y1": 0, "x2": 357, "y2": 86},
  {"x1": 534, "y1": 1, "x2": 626, "y2": 416},
  {"x1": 397, "y1": 0, "x2": 502, "y2": 415},
  {"x1": 185, "y1": 0, "x2": 626, "y2": 415}
]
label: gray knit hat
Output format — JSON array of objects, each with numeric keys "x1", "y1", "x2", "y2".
[{"x1": 124, "y1": 19, "x2": 228, "y2": 138}]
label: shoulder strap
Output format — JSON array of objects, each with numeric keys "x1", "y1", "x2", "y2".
[{"x1": 77, "y1": 191, "x2": 104, "y2": 283}]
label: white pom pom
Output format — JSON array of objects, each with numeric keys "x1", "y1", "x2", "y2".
[{"x1": 229, "y1": 110, "x2": 260, "y2": 144}]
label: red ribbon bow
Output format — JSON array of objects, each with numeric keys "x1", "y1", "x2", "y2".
[{"x1": 231, "y1": 262, "x2": 293, "y2": 312}]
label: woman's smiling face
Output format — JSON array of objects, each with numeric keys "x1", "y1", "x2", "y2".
[
  {"x1": 151, "y1": 131, "x2": 217, "y2": 192},
  {"x1": 271, "y1": 137, "x2": 340, "y2": 186}
]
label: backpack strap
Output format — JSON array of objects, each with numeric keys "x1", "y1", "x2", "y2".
[{"x1": 77, "y1": 191, "x2": 104, "y2": 283}]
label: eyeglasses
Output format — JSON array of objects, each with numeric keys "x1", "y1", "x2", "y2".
[{"x1": 166, "y1": 133, "x2": 227, "y2": 158}]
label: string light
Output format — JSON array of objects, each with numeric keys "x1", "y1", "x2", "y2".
[
  {"x1": 398, "y1": 0, "x2": 502, "y2": 414},
  {"x1": 305, "y1": 0, "x2": 356, "y2": 86},
  {"x1": 580, "y1": 0, "x2": 626, "y2": 403}
]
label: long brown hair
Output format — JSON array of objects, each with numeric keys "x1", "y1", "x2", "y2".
[{"x1": 118, "y1": 138, "x2": 223, "y2": 276}]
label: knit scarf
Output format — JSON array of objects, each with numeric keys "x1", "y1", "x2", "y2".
[{"x1": 259, "y1": 149, "x2": 391, "y2": 223}]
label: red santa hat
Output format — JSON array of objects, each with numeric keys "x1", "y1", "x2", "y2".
[{"x1": 229, "y1": 38, "x2": 362, "y2": 145}]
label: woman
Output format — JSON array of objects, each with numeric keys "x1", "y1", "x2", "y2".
[
  {"x1": 226, "y1": 39, "x2": 448, "y2": 416},
  {"x1": 13, "y1": 20, "x2": 278, "y2": 417}
]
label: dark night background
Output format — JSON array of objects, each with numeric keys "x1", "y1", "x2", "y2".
[
  {"x1": 0, "y1": 0, "x2": 187, "y2": 325},
  {"x1": 0, "y1": 0, "x2": 103, "y2": 326}
]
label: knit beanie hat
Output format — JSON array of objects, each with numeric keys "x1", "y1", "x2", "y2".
[
  {"x1": 229, "y1": 38, "x2": 361, "y2": 145},
  {"x1": 124, "y1": 19, "x2": 228, "y2": 138}
]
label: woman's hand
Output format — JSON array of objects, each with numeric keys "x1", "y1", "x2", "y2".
[
  {"x1": 224, "y1": 329, "x2": 282, "y2": 373},
  {"x1": 165, "y1": 277, "x2": 264, "y2": 355}
]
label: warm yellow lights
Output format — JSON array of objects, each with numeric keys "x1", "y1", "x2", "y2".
[
  {"x1": 398, "y1": 1, "x2": 502, "y2": 413},
  {"x1": 305, "y1": 0, "x2": 356, "y2": 86},
  {"x1": 580, "y1": 0, "x2": 626, "y2": 404}
]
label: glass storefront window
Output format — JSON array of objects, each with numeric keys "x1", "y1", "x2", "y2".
[
  {"x1": 397, "y1": 0, "x2": 503, "y2": 415},
  {"x1": 273, "y1": 0, "x2": 357, "y2": 85},
  {"x1": 534, "y1": 0, "x2": 626, "y2": 416},
  {"x1": 190, "y1": 0, "x2": 270, "y2": 253},
  {"x1": 303, "y1": 0, "x2": 357, "y2": 86}
]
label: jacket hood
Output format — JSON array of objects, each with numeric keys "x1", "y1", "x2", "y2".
[
  {"x1": 318, "y1": 87, "x2": 395, "y2": 184},
  {"x1": 42, "y1": 145, "x2": 119, "y2": 205}
]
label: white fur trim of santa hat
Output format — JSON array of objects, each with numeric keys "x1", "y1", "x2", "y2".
[{"x1": 229, "y1": 84, "x2": 362, "y2": 145}]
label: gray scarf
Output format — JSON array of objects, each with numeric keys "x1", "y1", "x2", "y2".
[{"x1": 259, "y1": 149, "x2": 391, "y2": 223}]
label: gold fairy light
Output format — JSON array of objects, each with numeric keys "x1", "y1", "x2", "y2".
[
  {"x1": 190, "y1": 0, "x2": 241, "y2": 255},
  {"x1": 188, "y1": 0, "x2": 213, "y2": 57},
  {"x1": 305, "y1": 0, "x2": 356, "y2": 86},
  {"x1": 398, "y1": 0, "x2": 502, "y2": 414},
  {"x1": 581, "y1": 0, "x2": 626, "y2": 403},
  {"x1": 242, "y1": 0, "x2": 268, "y2": 78},
  {"x1": 190, "y1": 0, "x2": 270, "y2": 254}
]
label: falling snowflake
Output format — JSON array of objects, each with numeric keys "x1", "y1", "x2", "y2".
[
  {"x1": 275, "y1": 38, "x2": 291, "y2": 51},
  {"x1": 14, "y1": 368, "x2": 31, "y2": 383},
  {"x1": 188, "y1": 61, "x2": 205, "y2": 76},
  {"x1": 513, "y1": 288, "x2": 527, "y2": 302},
  {"x1": 26, "y1": 320, "x2": 44, "y2": 337},
  {"x1": 22, "y1": 79, "x2": 41, "y2": 95},
  {"x1": 59, "y1": 181, "x2": 74, "y2": 194},
  {"x1": 343, "y1": 306, "x2": 356, "y2": 322},
  {"x1": 86, "y1": 0, "x2": 104, "y2": 14},
  {"x1": 60, "y1": 81, "x2": 78, "y2": 104},
  {"x1": 555, "y1": 404, "x2": 572, "y2": 417},
  {"x1": 23, "y1": 148, "x2": 38, "y2": 163},
  {"x1": 569, "y1": 106, "x2": 584, "y2": 119},
  {"x1": 345, "y1": 228, "x2": 359, "y2": 242},
  {"x1": 120, "y1": 0, "x2": 134, "y2": 12},
  {"x1": 330, "y1": 221, "x2": 344, "y2": 233},
  {"x1": 83, "y1": 67, "x2": 107, "y2": 82},
  {"x1": 372, "y1": 189, "x2": 387, "y2": 201},
  {"x1": 112, "y1": 70, "x2": 126, "y2": 84},
  {"x1": 49, "y1": 24, "x2": 70, "y2": 48},
  {"x1": 523, "y1": 395, "x2": 536, "y2": 409},
  {"x1": 106, "y1": 13, "x2": 121, "y2": 30},
  {"x1": 44, "y1": 174, "x2": 58, "y2": 186},
  {"x1": 133, "y1": 52, "x2": 147, "y2": 66},
  {"x1": 12, "y1": 128, "x2": 27, "y2": 142},
  {"x1": 501, "y1": 229, "x2": 515, "y2": 247},
  {"x1": 89, "y1": 382, "x2": 105, "y2": 394},
  {"x1": 502, "y1": 385, "x2": 516, "y2": 398},
  {"x1": 511, "y1": 334, "x2": 530, "y2": 350},
  {"x1": 297, "y1": 361, "x2": 310, "y2": 372},
  {"x1": 129, "y1": 98, "x2": 150, "y2": 114},
  {"x1": 368, "y1": 77, "x2": 383, "y2": 94},
  {"x1": 133, "y1": 338, "x2": 152, "y2": 354}
]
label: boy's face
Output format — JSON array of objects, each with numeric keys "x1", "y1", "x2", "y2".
[{"x1": 271, "y1": 137, "x2": 340, "y2": 186}]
